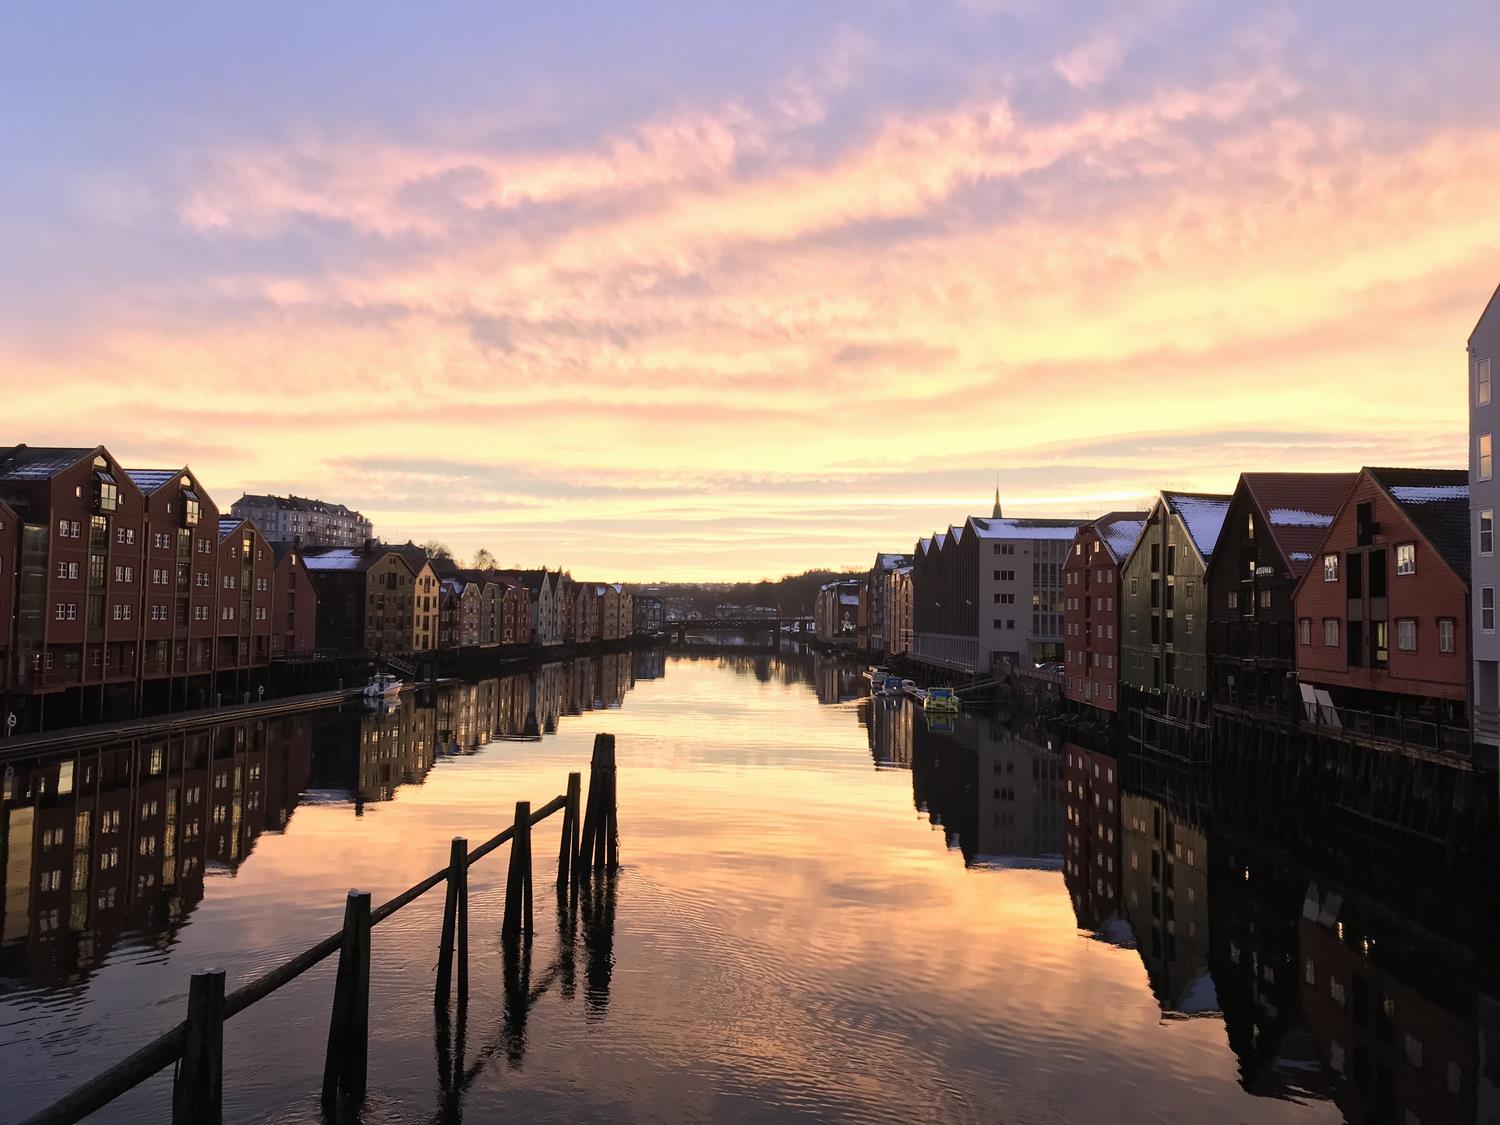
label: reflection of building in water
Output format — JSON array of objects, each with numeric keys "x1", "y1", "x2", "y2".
[
  {"x1": 813, "y1": 654, "x2": 862, "y2": 705},
  {"x1": 1121, "y1": 791, "x2": 1215, "y2": 1016},
  {"x1": 1300, "y1": 881, "x2": 1485, "y2": 1125},
  {"x1": 861, "y1": 698, "x2": 912, "y2": 769},
  {"x1": 0, "y1": 716, "x2": 312, "y2": 983},
  {"x1": 911, "y1": 712, "x2": 1062, "y2": 865},
  {"x1": 1062, "y1": 743, "x2": 1126, "y2": 942},
  {"x1": 1206, "y1": 826, "x2": 1326, "y2": 1101},
  {"x1": 633, "y1": 649, "x2": 665, "y2": 681},
  {"x1": 357, "y1": 699, "x2": 437, "y2": 802}
]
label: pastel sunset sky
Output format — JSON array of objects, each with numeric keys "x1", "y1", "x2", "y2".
[{"x1": 3, "y1": 2, "x2": 1497, "y2": 580}]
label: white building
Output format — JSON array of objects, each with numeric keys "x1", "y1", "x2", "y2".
[
  {"x1": 1470, "y1": 281, "x2": 1500, "y2": 757},
  {"x1": 230, "y1": 493, "x2": 372, "y2": 548}
]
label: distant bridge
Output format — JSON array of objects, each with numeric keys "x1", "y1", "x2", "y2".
[{"x1": 666, "y1": 617, "x2": 814, "y2": 644}]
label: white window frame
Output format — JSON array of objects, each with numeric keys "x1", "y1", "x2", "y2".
[
  {"x1": 1483, "y1": 588, "x2": 1496, "y2": 633},
  {"x1": 1323, "y1": 618, "x2": 1340, "y2": 647},
  {"x1": 1323, "y1": 554, "x2": 1339, "y2": 582},
  {"x1": 1482, "y1": 510, "x2": 1495, "y2": 557},
  {"x1": 1479, "y1": 356, "x2": 1492, "y2": 407},
  {"x1": 1395, "y1": 617, "x2": 1417, "y2": 652},
  {"x1": 1482, "y1": 433, "x2": 1494, "y2": 482},
  {"x1": 1395, "y1": 543, "x2": 1416, "y2": 576}
]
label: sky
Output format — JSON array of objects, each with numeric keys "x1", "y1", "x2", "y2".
[{"x1": 2, "y1": 2, "x2": 1498, "y2": 581}]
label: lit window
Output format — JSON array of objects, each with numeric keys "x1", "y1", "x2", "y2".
[
  {"x1": 1323, "y1": 554, "x2": 1339, "y2": 582},
  {"x1": 1482, "y1": 433, "x2": 1494, "y2": 481},
  {"x1": 1395, "y1": 543, "x2": 1416, "y2": 576}
]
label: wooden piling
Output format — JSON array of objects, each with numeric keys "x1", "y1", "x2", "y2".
[
  {"x1": 321, "y1": 890, "x2": 371, "y2": 1117},
  {"x1": 172, "y1": 968, "x2": 225, "y2": 1125},
  {"x1": 579, "y1": 733, "x2": 615, "y2": 875},
  {"x1": 557, "y1": 772, "x2": 581, "y2": 893},
  {"x1": 435, "y1": 837, "x2": 465, "y2": 1009},
  {"x1": 604, "y1": 742, "x2": 619, "y2": 873},
  {"x1": 502, "y1": 801, "x2": 532, "y2": 940}
]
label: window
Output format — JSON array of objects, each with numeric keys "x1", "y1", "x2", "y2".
[
  {"x1": 1483, "y1": 510, "x2": 1495, "y2": 557},
  {"x1": 1438, "y1": 618, "x2": 1455, "y2": 653},
  {"x1": 1485, "y1": 588, "x2": 1496, "y2": 633},
  {"x1": 1395, "y1": 543, "x2": 1416, "y2": 576},
  {"x1": 1323, "y1": 618, "x2": 1340, "y2": 647},
  {"x1": 1258, "y1": 588, "x2": 1272, "y2": 609},
  {"x1": 1482, "y1": 433, "x2": 1494, "y2": 481},
  {"x1": 1323, "y1": 554, "x2": 1339, "y2": 582},
  {"x1": 1396, "y1": 618, "x2": 1417, "y2": 651},
  {"x1": 1184, "y1": 613, "x2": 1194, "y2": 635},
  {"x1": 1299, "y1": 618, "x2": 1311, "y2": 645},
  {"x1": 1480, "y1": 356, "x2": 1493, "y2": 407},
  {"x1": 1404, "y1": 1034, "x2": 1424, "y2": 1069},
  {"x1": 115, "y1": 526, "x2": 134, "y2": 544},
  {"x1": 1226, "y1": 591, "x2": 1238, "y2": 610}
]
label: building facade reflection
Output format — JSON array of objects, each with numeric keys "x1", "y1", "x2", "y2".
[{"x1": 0, "y1": 654, "x2": 659, "y2": 989}]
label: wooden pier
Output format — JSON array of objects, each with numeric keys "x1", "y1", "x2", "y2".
[{"x1": 21, "y1": 732, "x2": 623, "y2": 1125}]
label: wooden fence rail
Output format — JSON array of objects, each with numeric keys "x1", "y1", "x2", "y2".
[{"x1": 22, "y1": 733, "x2": 620, "y2": 1125}]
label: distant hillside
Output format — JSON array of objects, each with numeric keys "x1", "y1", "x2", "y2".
[{"x1": 627, "y1": 569, "x2": 864, "y2": 616}]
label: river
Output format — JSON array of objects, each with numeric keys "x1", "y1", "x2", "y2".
[{"x1": 1, "y1": 649, "x2": 1494, "y2": 1123}]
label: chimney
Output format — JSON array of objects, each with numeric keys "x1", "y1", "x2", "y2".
[{"x1": 363, "y1": 536, "x2": 375, "y2": 556}]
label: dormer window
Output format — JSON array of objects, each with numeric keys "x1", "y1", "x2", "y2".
[
  {"x1": 94, "y1": 472, "x2": 119, "y2": 513},
  {"x1": 183, "y1": 490, "x2": 200, "y2": 528}
]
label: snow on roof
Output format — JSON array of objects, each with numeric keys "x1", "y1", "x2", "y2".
[
  {"x1": 1289, "y1": 551, "x2": 1313, "y2": 562},
  {"x1": 0, "y1": 447, "x2": 95, "y2": 480},
  {"x1": 125, "y1": 468, "x2": 181, "y2": 493},
  {"x1": 301, "y1": 549, "x2": 366, "y2": 571},
  {"x1": 217, "y1": 517, "x2": 244, "y2": 539},
  {"x1": 1267, "y1": 508, "x2": 1334, "y2": 528},
  {"x1": 1389, "y1": 485, "x2": 1468, "y2": 503},
  {"x1": 838, "y1": 593, "x2": 860, "y2": 606},
  {"x1": 1100, "y1": 518, "x2": 1146, "y2": 562},
  {"x1": 1164, "y1": 492, "x2": 1232, "y2": 561},
  {"x1": 968, "y1": 516, "x2": 1087, "y2": 541}
]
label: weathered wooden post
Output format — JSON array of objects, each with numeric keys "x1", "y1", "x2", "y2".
[
  {"x1": 435, "y1": 837, "x2": 466, "y2": 1010},
  {"x1": 321, "y1": 890, "x2": 372, "y2": 1118},
  {"x1": 173, "y1": 968, "x2": 226, "y2": 1124},
  {"x1": 502, "y1": 801, "x2": 532, "y2": 940},
  {"x1": 605, "y1": 741, "x2": 619, "y2": 873},
  {"x1": 579, "y1": 733, "x2": 615, "y2": 876},
  {"x1": 557, "y1": 772, "x2": 581, "y2": 893}
]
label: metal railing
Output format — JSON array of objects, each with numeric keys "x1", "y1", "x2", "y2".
[{"x1": 1302, "y1": 701, "x2": 1471, "y2": 758}]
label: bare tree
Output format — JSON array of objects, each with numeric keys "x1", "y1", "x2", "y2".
[
  {"x1": 471, "y1": 546, "x2": 496, "y2": 570},
  {"x1": 421, "y1": 539, "x2": 453, "y2": 559}
]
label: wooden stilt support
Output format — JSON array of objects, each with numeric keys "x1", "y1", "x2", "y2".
[
  {"x1": 321, "y1": 890, "x2": 371, "y2": 1118},
  {"x1": 172, "y1": 968, "x2": 225, "y2": 1125},
  {"x1": 502, "y1": 801, "x2": 532, "y2": 940},
  {"x1": 557, "y1": 772, "x2": 581, "y2": 893},
  {"x1": 435, "y1": 837, "x2": 466, "y2": 1010},
  {"x1": 579, "y1": 733, "x2": 616, "y2": 875}
]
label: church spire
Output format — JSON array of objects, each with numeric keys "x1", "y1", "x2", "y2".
[{"x1": 992, "y1": 478, "x2": 1003, "y2": 519}]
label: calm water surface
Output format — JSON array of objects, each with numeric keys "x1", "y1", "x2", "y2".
[{"x1": 1, "y1": 651, "x2": 1493, "y2": 1123}]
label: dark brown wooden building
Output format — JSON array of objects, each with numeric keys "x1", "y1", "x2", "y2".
[
  {"x1": 0, "y1": 446, "x2": 147, "y2": 718},
  {"x1": 0, "y1": 496, "x2": 16, "y2": 693},
  {"x1": 127, "y1": 467, "x2": 222, "y2": 689},
  {"x1": 270, "y1": 541, "x2": 318, "y2": 658},
  {"x1": 1204, "y1": 472, "x2": 1354, "y2": 723},
  {"x1": 303, "y1": 544, "x2": 416, "y2": 656},
  {"x1": 215, "y1": 517, "x2": 275, "y2": 676}
]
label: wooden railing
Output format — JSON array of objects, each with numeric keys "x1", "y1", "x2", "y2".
[{"x1": 22, "y1": 733, "x2": 621, "y2": 1125}]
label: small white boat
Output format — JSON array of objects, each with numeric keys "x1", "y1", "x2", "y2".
[{"x1": 363, "y1": 672, "x2": 403, "y2": 699}]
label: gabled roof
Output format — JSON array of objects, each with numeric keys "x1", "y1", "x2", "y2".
[
  {"x1": 1162, "y1": 491, "x2": 1232, "y2": 563},
  {"x1": 1368, "y1": 467, "x2": 1470, "y2": 583},
  {"x1": 1238, "y1": 473, "x2": 1357, "y2": 580},
  {"x1": 125, "y1": 468, "x2": 184, "y2": 494},
  {"x1": 388, "y1": 541, "x2": 437, "y2": 573},
  {"x1": 969, "y1": 515, "x2": 1088, "y2": 541},
  {"x1": 1471, "y1": 280, "x2": 1500, "y2": 345},
  {"x1": 217, "y1": 516, "x2": 246, "y2": 541},
  {"x1": 1092, "y1": 511, "x2": 1149, "y2": 564},
  {"x1": 0, "y1": 445, "x2": 97, "y2": 481},
  {"x1": 873, "y1": 552, "x2": 910, "y2": 571}
]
